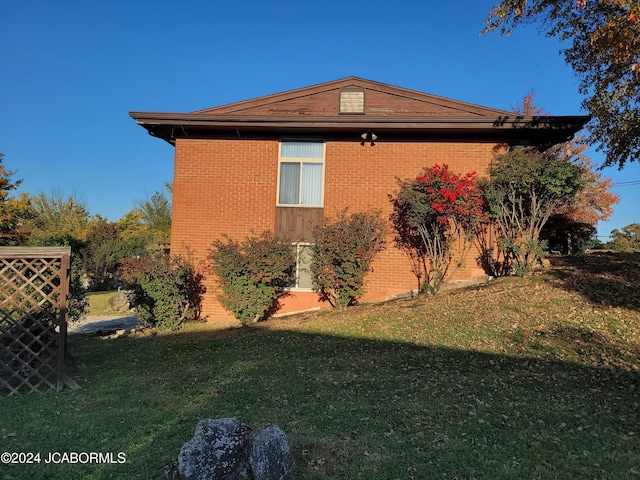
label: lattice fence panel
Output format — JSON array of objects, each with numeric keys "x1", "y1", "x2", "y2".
[{"x1": 0, "y1": 247, "x2": 71, "y2": 395}]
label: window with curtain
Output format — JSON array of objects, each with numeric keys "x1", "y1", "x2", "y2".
[{"x1": 278, "y1": 140, "x2": 324, "y2": 206}]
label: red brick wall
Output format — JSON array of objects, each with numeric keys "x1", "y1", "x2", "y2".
[
  {"x1": 171, "y1": 138, "x2": 278, "y2": 321},
  {"x1": 170, "y1": 137, "x2": 499, "y2": 322},
  {"x1": 322, "y1": 141, "x2": 496, "y2": 305}
]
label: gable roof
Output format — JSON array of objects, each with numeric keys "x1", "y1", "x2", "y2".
[
  {"x1": 130, "y1": 77, "x2": 589, "y2": 148},
  {"x1": 191, "y1": 77, "x2": 511, "y2": 118}
]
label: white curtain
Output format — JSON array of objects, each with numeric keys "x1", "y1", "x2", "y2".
[
  {"x1": 279, "y1": 163, "x2": 300, "y2": 204},
  {"x1": 301, "y1": 163, "x2": 322, "y2": 205}
]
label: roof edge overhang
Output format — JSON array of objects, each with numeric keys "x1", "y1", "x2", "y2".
[{"x1": 129, "y1": 111, "x2": 591, "y2": 148}]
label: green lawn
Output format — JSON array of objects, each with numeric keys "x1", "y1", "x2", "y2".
[
  {"x1": 1, "y1": 253, "x2": 639, "y2": 479},
  {"x1": 86, "y1": 290, "x2": 119, "y2": 316}
]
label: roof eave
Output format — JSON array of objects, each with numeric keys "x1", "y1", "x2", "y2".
[{"x1": 129, "y1": 112, "x2": 590, "y2": 147}]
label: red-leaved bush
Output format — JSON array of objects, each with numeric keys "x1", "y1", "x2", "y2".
[{"x1": 390, "y1": 164, "x2": 484, "y2": 293}]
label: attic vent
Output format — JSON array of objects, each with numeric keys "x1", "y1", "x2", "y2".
[{"x1": 339, "y1": 87, "x2": 365, "y2": 114}]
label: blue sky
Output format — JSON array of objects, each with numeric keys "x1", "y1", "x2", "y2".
[{"x1": 2, "y1": 0, "x2": 638, "y2": 238}]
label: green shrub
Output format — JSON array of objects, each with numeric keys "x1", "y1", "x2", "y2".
[
  {"x1": 311, "y1": 210, "x2": 386, "y2": 308},
  {"x1": 119, "y1": 254, "x2": 204, "y2": 330},
  {"x1": 209, "y1": 233, "x2": 294, "y2": 325},
  {"x1": 69, "y1": 256, "x2": 89, "y2": 322}
]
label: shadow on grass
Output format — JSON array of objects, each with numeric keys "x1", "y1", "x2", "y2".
[
  {"x1": 1, "y1": 325, "x2": 638, "y2": 480},
  {"x1": 548, "y1": 251, "x2": 640, "y2": 311}
]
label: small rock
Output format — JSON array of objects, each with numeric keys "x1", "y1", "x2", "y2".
[
  {"x1": 107, "y1": 290, "x2": 130, "y2": 312},
  {"x1": 167, "y1": 419, "x2": 295, "y2": 480},
  {"x1": 176, "y1": 418, "x2": 251, "y2": 479},
  {"x1": 249, "y1": 425, "x2": 295, "y2": 480}
]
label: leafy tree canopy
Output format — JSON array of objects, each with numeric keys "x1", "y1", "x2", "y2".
[
  {"x1": 80, "y1": 219, "x2": 143, "y2": 291},
  {"x1": 609, "y1": 222, "x2": 640, "y2": 251},
  {"x1": 482, "y1": 148, "x2": 586, "y2": 274},
  {"x1": 0, "y1": 153, "x2": 31, "y2": 245},
  {"x1": 136, "y1": 183, "x2": 172, "y2": 245},
  {"x1": 484, "y1": 0, "x2": 640, "y2": 169},
  {"x1": 511, "y1": 92, "x2": 619, "y2": 253},
  {"x1": 26, "y1": 189, "x2": 90, "y2": 249}
]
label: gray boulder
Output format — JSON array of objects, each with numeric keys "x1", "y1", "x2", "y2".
[
  {"x1": 107, "y1": 290, "x2": 130, "y2": 312},
  {"x1": 249, "y1": 425, "x2": 295, "y2": 480},
  {"x1": 176, "y1": 418, "x2": 251, "y2": 479},
  {"x1": 166, "y1": 419, "x2": 294, "y2": 480}
]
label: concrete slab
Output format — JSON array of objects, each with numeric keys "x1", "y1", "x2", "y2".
[{"x1": 68, "y1": 315, "x2": 139, "y2": 335}]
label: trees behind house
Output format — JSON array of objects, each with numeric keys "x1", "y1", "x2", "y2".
[
  {"x1": 0, "y1": 153, "x2": 32, "y2": 246},
  {"x1": 26, "y1": 190, "x2": 90, "y2": 249},
  {"x1": 481, "y1": 148, "x2": 585, "y2": 276},
  {"x1": 541, "y1": 136, "x2": 619, "y2": 253},
  {"x1": 484, "y1": 0, "x2": 640, "y2": 169},
  {"x1": 609, "y1": 223, "x2": 640, "y2": 251},
  {"x1": 510, "y1": 94, "x2": 619, "y2": 254},
  {"x1": 82, "y1": 186, "x2": 172, "y2": 290},
  {"x1": 19, "y1": 185, "x2": 172, "y2": 291},
  {"x1": 136, "y1": 183, "x2": 172, "y2": 246},
  {"x1": 16, "y1": 189, "x2": 91, "y2": 320},
  {"x1": 0, "y1": 155, "x2": 187, "y2": 325},
  {"x1": 80, "y1": 219, "x2": 150, "y2": 291}
]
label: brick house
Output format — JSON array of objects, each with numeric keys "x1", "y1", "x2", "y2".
[{"x1": 130, "y1": 77, "x2": 588, "y2": 322}]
